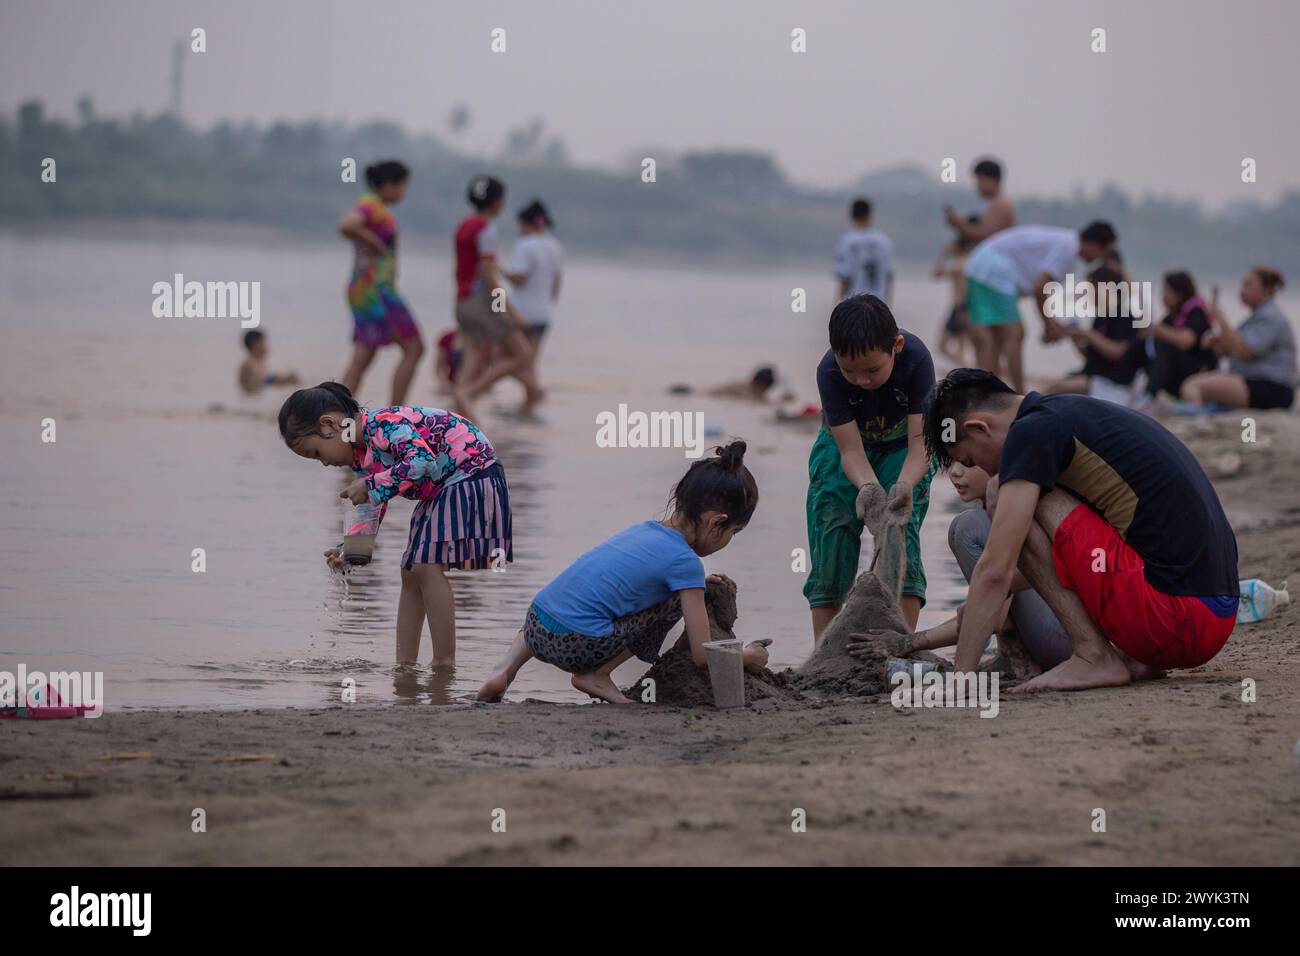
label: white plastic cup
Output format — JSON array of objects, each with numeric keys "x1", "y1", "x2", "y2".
[{"x1": 703, "y1": 638, "x2": 745, "y2": 709}]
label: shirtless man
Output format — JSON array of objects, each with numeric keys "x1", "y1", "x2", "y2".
[
  {"x1": 922, "y1": 369, "x2": 1240, "y2": 692},
  {"x1": 945, "y1": 158, "x2": 1016, "y2": 245}
]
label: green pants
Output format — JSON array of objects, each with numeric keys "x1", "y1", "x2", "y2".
[{"x1": 803, "y1": 428, "x2": 936, "y2": 609}]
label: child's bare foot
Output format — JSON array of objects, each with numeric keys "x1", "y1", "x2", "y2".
[
  {"x1": 571, "y1": 672, "x2": 631, "y2": 704},
  {"x1": 1009, "y1": 649, "x2": 1131, "y2": 693},
  {"x1": 476, "y1": 671, "x2": 510, "y2": 702}
]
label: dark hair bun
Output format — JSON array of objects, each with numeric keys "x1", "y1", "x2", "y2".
[
  {"x1": 319, "y1": 381, "x2": 355, "y2": 401},
  {"x1": 716, "y1": 440, "x2": 747, "y2": 471}
]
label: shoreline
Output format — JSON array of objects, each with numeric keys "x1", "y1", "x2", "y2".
[{"x1": 3, "y1": 412, "x2": 1299, "y2": 865}]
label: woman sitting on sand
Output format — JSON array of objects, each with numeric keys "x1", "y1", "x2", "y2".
[
  {"x1": 1128, "y1": 271, "x2": 1217, "y2": 402},
  {"x1": 477, "y1": 441, "x2": 768, "y2": 704},
  {"x1": 1180, "y1": 267, "x2": 1296, "y2": 411}
]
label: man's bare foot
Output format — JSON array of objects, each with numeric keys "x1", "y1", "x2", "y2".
[
  {"x1": 571, "y1": 673, "x2": 631, "y2": 704},
  {"x1": 476, "y1": 671, "x2": 510, "y2": 702},
  {"x1": 1118, "y1": 650, "x2": 1166, "y2": 682},
  {"x1": 1010, "y1": 650, "x2": 1131, "y2": 693}
]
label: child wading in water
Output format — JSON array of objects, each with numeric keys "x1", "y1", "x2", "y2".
[
  {"x1": 339, "y1": 160, "x2": 425, "y2": 405},
  {"x1": 279, "y1": 382, "x2": 511, "y2": 664},
  {"x1": 477, "y1": 442, "x2": 768, "y2": 704}
]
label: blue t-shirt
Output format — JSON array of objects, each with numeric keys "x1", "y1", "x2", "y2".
[
  {"x1": 533, "y1": 521, "x2": 707, "y2": 637},
  {"x1": 816, "y1": 331, "x2": 935, "y2": 451},
  {"x1": 998, "y1": 392, "x2": 1238, "y2": 598}
]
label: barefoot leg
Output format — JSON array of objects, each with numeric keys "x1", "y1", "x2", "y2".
[
  {"x1": 1010, "y1": 491, "x2": 1131, "y2": 693},
  {"x1": 477, "y1": 629, "x2": 533, "y2": 701},
  {"x1": 341, "y1": 343, "x2": 377, "y2": 399},
  {"x1": 811, "y1": 604, "x2": 840, "y2": 645},
  {"x1": 415, "y1": 564, "x2": 456, "y2": 666},
  {"x1": 390, "y1": 334, "x2": 425, "y2": 406},
  {"x1": 395, "y1": 570, "x2": 425, "y2": 664},
  {"x1": 572, "y1": 647, "x2": 635, "y2": 704}
]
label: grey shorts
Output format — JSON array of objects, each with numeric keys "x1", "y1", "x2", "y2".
[{"x1": 455, "y1": 289, "x2": 512, "y2": 343}]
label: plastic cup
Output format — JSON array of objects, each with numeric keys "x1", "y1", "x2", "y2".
[
  {"x1": 703, "y1": 638, "x2": 745, "y2": 709},
  {"x1": 342, "y1": 533, "x2": 376, "y2": 566}
]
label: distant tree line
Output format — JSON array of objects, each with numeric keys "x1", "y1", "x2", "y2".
[{"x1": 3, "y1": 99, "x2": 1298, "y2": 277}]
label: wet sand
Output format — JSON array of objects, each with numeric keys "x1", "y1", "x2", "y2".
[{"x1": 4, "y1": 413, "x2": 1299, "y2": 866}]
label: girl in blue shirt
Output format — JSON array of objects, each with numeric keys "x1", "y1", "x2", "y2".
[{"x1": 477, "y1": 441, "x2": 767, "y2": 703}]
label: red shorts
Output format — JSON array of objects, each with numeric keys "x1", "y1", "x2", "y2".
[{"x1": 1051, "y1": 505, "x2": 1235, "y2": 669}]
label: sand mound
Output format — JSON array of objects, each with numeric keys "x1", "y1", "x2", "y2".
[
  {"x1": 624, "y1": 575, "x2": 800, "y2": 708},
  {"x1": 790, "y1": 570, "x2": 902, "y2": 698}
]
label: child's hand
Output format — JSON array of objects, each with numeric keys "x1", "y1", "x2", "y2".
[
  {"x1": 323, "y1": 547, "x2": 348, "y2": 572},
  {"x1": 855, "y1": 482, "x2": 888, "y2": 526},
  {"x1": 888, "y1": 480, "x2": 913, "y2": 522},
  {"x1": 340, "y1": 478, "x2": 370, "y2": 506},
  {"x1": 742, "y1": 642, "x2": 769, "y2": 673}
]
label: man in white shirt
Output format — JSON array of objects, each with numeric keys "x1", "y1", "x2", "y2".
[
  {"x1": 964, "y1": 221, "x2": 1118, "y2": 391},
  {"x1": 834, "y1": 198, "x2": 894, "y2": 302}
]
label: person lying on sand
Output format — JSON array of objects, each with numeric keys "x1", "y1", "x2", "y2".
[
  {"x1": 850, "y1": 461, "x2": 1070, "y2": 673},
  {"x1": 921, "y1": 368, "x2": 1239, "y2": 692},
  {"x1": 669, "y1": 365, "x2": 785, "y2": 403},
  {"x1": 477, "y1": 441, "x2": 768, "y2": 704}
]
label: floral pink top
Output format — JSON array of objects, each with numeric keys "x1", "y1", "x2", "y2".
[{"x1": 345, "y1": 407, "x2": 497, "y2": 534}]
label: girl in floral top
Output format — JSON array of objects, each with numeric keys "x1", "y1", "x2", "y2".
[
  {"x1": 279, "y1": 382, "x2": 512, "y2": 664},
  {"x1": 338, "y1": 160, "x2": 424, "y2": 406}
]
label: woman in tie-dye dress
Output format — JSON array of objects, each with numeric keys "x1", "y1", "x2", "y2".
[
  {"x1": 338, "y1": 160, "x2": 425, "y2": 406},
  {"x1": 279, "y1": 382, "x2": 512, "y2": 665}
]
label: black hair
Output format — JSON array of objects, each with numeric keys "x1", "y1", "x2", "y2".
[
  {"x1": 1163, "y1": 270, "x2": 1198, "y2": 309},
  {"x1": 922, "y1": 368, "x2": 1018, "y2": 469},
  {"x1": 467, "y1": 174, "x2": 505, "y2": 211},
  {"x1": 243, "y1": 329, "x2": 265, "y2": 350},
  {"x1": 365, "y1": 160, "x2": 410, "y2": 191},
  {"x1": 517, "y1": 198, "x2": 553, "y2": 228},
  {"x1": 972, "y1": 158, "x2": 1002, "y2": 182},
  {"x1": 1079, "y1": 220, "x2": 1117, "y2": 247},
  {"x1": 668, "y1": 440, "x2": 758, "y2": 531},
  {"x1": 1250, "y1": 266, "x2": 1286, "y2": 293},
  {"x1": 849, "y1": 197, "x2": 872, "y2": 220},
  {"x1": 278, "y1": 381, "x2": 361, "y2": 447},
  {"x1": 828, "y1": 294, "x2": 899, "y2": 358},
  {"x1": 750, "y1": 366, "x2": 776, "y2": 390}
]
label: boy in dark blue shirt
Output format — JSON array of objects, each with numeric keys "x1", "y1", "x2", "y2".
[{"x1": 805, "y1": 294, "x2": 938, "y2": 641}]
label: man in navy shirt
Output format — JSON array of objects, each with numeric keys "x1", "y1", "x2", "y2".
[{"x1": 923, "y1": 368, "x2": 1238, "y2": 691}]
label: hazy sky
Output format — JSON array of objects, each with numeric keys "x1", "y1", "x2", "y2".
[{"x1": 3, "y1": 0, "x2": 1296, "y2": 204}]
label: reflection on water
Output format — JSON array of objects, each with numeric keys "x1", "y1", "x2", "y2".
[{"x1": 6, "y1": 230, "x2": 1293, "y2": 709}]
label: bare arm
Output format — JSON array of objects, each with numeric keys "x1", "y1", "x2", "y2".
[
  {"x1": 1152, "y1": 322, "x2": 1198, "y2": 351},
  {"x1": 551, "y1": 270, "x2": 562, "y2": 303},
  {"x1": 952, "y1": 198, "x2": 1013, "y2": 242},
  {"x1": 828, "y1": 420, "x2": 879, "y2": 490},
  {"x1": 1205, "y1": 305, "x2": 1256, "y2": 359},
  {"x1": 339, "y1": 211, "x2": 385, "y2": 254},
  {"x1": 898, "y1": 413, "x2": 929, "y2": 490},
  {"x1": 681, "y1": 587, "x2": 766, "y2": 672},
  {"x1": 480, "y1": 257, "x2": 527, "y2": 327},
  {"x1": 955, "y1": 479, "x2": 1039, "y2": 671}
]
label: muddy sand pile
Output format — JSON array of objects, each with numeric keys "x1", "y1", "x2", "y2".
[{"x1": 626, "y1": 517, "x2": 912, "y2": 706}]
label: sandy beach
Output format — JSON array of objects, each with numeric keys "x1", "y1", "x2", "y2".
[{"x1": 3, "y1": 413, "x2": 1298, "y2": 866}]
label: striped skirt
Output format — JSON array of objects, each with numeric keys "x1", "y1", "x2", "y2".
[{"x1": 402, "y1": 462, "x2": 513, "y2": 571}]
